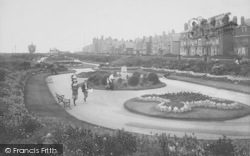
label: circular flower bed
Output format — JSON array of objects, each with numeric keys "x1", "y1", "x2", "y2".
[
  {"x1": 136, "y1": 93, "x2": 242, "y2": 113},
  {"x1": 124, "y1": 92, "x2": 250, "y2": 121}
]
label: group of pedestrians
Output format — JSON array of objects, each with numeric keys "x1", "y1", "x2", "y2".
[{"x1": 71, "y1": 74, "x2": 89, "y2": 106}]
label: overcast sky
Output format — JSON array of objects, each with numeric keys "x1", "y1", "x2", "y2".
[{"x1": 0, "y1": 0, "x2": 249, "y2": 53}]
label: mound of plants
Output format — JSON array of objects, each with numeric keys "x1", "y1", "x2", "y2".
[
  {"x1": 80, "y1": 70, "x2": 165, "y2": 90},
  {"x1": 137, "y1": 92, "x2": 242, "y2": 113},
  {"x1": 124, "y1": 91, "x2": 250, "y2": 121}
]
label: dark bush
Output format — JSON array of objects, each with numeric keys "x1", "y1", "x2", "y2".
[
  {"x1": 128, "y1": 76, "x2": 139, "y2": 86},
  {"x1": 57, "y1": 65, "x2": 68, "y2": 72},
  {"x1": 123, "y1": 83, "x2": 128, "y2": 87},
  {"x1": 19, "y1": 61, "x2": 31, "y2": 70},
  {"x1": 208, "y1": 136, "x2": 235, "y2": 156},
  {"x1": 132, "y1": 72, "x2": 141, "y2": 79},
  {"x1": 22, "y1": 115, "x2": 42, "y2": 133},
  {"x1": 239, "y1": 63, "x2": 250, "y2": 76},
  {"x1": 210, "y1": 64, "x2": 225, "y2": 75},
  {"x1": 117, "y1": 78, "x2": 123, "y2": 84},
  {"x1": 101, "y1": 75, "x2": 109, "y2": 86},
  {"x1": 88, "y1": 75, "x2": 102, "y2": 85},
  {"x1": 147, "y1": 72, "x2": 160, "y2": 84},
  {"x1": 0, "y1": 69, "x2": 6, "y2": 81},
  {"x1": 223, "y1": 63, "x2": 241, "y2": 75},
  {"x1": 104, "y1": 130, "x2": 137, "y2": 156},
  {"x1": 34, "y1": 63, "x2": 41, "y2": 68}
]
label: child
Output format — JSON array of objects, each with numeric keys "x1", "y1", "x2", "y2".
[
  {"x1": 81, "y1": 80, "x2": 89, "y2": 103},
  {"x1": 71, "y1": 80, "x2": 79, "y2": 106}
]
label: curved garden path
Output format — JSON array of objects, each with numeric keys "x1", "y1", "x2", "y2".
[{"x1": 47, "y1": 68, "x2": 250, "y2": 140}]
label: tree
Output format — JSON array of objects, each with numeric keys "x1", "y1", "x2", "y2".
[{"x1": 222, "y1": 14, "x2": 229, "y2": 25}]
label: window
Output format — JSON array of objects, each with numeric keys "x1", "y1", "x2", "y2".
[{"x1": 242, "y1": 26, "x2": 247, "y2": 32}]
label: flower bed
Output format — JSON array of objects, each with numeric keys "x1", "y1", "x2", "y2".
[
  {"x1": 136, "y1": 92, "x2": 242, "y2": 113},
  {"x1": 124, "y1": 92, "x2": 250, "y2": 121}
]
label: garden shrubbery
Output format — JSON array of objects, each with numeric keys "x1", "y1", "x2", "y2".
[
  {"x1": 0, "y1": 68, "x2": 6, "y2": 81},
  {"x1": 128, "y1": 76, "x2": 140, "y2": 86},
  {"x1": 87, "y1": 71, "x2": 110, "y2": 86},
  {"x1": 109, "y1": 56, "x2": 250, "y2": 77},
  {"x1": 147, "y1": 72, "x2": 160, "y2": 84}
]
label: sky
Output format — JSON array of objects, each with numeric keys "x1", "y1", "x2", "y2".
[{"x1": 0, "y1": 0, "x2": 250, "y2": 53}]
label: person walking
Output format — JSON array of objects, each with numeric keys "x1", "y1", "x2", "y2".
[
  {"x1": 81, "y1": 80, "x2": 89, "y2": 103},
  {"x1": 71, "y1": 79, "x2": 79, "y2": 106}
]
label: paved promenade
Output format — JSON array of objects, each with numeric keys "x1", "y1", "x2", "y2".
[{"x1": 47, "y1": 68, "x2": 250, "y2": 140}]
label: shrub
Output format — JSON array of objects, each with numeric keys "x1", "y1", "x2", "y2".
[
  {"x1": 123, "y1": 83, "x2": 128, "y2": 87},
  {"x1": 147, "y1": 72, "x2": 160, "y2": 84},
  {"x1": 128, "y1": 76, "x2": 139, "y2": 86},
  {"x1": 132, "y1": 72, "x2": 141, "y2": 79},
  {"x1": 239, "y1": 63, "x2": 250, "y2": 76},
  {"x1": 101, "y1": 75, "x2": 109, "y2": 86},
  {"x1": 104, "y1": 130, "x2": 137, "y2": 156},
  {"x1": 19, "y1": 61, "x2": 31, "y2": 70},
  {"x1": 208, "y1": 136, "x2": 235, "y2": 156},
  {"x1": 117, "y1": 78, "x2": 123, "y2": 84},
  {"x1": 0, "y1": 69, "x2": 6, "y2": 81},
  {"x1": 88, "y1": 75, "x2": 101, "y2": 85},
  {"x1": 57, "y1": 65, "x2": 68, "y2": 72},
  {"x1": 139, "y1": 82, "x2": 144, "y2": 86}
]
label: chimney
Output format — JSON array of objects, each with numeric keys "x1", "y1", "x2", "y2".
[
  {"x1": 241, "y1": 16, "x2": 245, "y2": 25},
  {"x1": 184, "y1": 23, "x2": 188, "y2": 30},
  {"x1": 233, "y1": 16, "x2": 237, "y2": 24}
]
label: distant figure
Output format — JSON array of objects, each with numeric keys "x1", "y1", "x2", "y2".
[
  {"x1": 51, "y1": 64, "x2": 57, "y2": 75},
  {"x1": 106, "y1": 73, "x2": 115, "y2": 90},
  {"x1": 71, "y1": 79, "x2": 79, "y2": 106},
  {"x1": 81, "y1": 80, "x2": 89, "y2": 103},
  {"x1": 235, "y1": 59, "x2": 240, "y2": 65},
  {"x1": 71, "y1": 74, "x2": 77, "y2": 81}
]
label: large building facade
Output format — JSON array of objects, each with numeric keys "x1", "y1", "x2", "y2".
[
  {"x1": 82, "y1": 13, "x2": 249, "y2": 58},
  {"x1": 180, "y1": 14, "x2": 238, "y2": 57},
  {"x1": 234, "y1": 17, "x2": 250, "y2": 58}
]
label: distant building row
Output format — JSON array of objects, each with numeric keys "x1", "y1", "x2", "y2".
[
  {"x1": 83, "y1": 31, "x2": 181, "y2": 56},
  {"x1": 82, "y1": 15, "x2": 250, "y2": 58}
]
